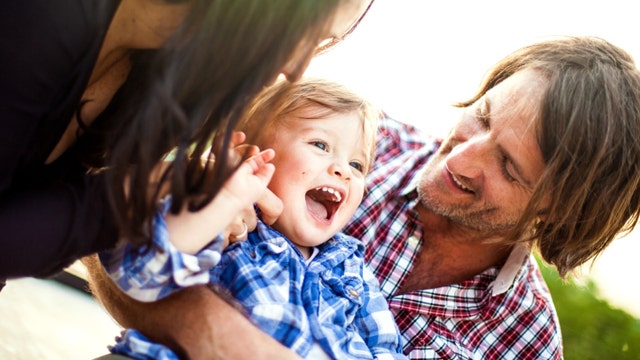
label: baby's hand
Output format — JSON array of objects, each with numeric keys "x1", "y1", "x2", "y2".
[
  {"x1": 220, "y1": 148, "x2": 276, "y2": 211},
  {"x1": 163, "y1": 134, "x2": 275, "y2": 254},
  {"x1": 225, "y1": 132, "x2": 284, "y2": 239},
  {"x1": 219, "y1": 140, "x2": 277, "y2": 245}
]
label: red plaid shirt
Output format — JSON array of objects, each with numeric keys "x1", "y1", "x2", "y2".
[{"x1": 344, "y1": 116, "x2": 563, "y2": 359}]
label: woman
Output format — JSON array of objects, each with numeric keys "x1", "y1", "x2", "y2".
[{"x1": 0, "y1": 0, "x2": 372, "y2": 281}]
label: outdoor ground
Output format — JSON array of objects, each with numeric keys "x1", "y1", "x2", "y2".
[{"x1": 0, "y1": 276, "x2": 121, "y2": 360}]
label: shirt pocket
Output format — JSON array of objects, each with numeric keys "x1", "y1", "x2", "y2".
[{"x1": 319, "y1": 270, "x2": 365, "y2": 326}]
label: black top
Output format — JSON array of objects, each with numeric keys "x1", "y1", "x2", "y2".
[{"x1": 0, "y1": 0, "x2": 122, "y2": 278}]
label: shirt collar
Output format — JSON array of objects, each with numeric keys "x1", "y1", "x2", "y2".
[
  {"x1": 387, "y1": 245, "x2": 531, "y2": 320},
  {"x1": 489, "y1": 244, "x2": 530, "y2": 295},
  {"x1": 397, "y1": 157, "x2": 531, "y2": 296}
]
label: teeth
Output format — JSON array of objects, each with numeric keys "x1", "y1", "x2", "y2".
[
  {"x1": 315, "y1": 187, "x2": 342, "y2": 202},
  {"x1": 451, "y1": 174, "x2": 472, "y2": 192}
]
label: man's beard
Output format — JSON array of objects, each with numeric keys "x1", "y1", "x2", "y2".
[{"x1": 416, "y1": 165, "x2": 520, "y2": 234}]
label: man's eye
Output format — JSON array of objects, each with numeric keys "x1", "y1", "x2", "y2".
[
  {"x1": 501, "y1": 157, "x2": 517, "y2": 183},
  {"x1": 311, "y1": 141, "x2": 328, "y2": 151},
  {"x1": 476, "y1": 106, "x2": 489, "y2": 129},
  {"x1": 475, "y1": 98, "x2": 491, "y2": 129},
  {"x1": 350, "y1": 161, "x2": 364, "y2": 173}
]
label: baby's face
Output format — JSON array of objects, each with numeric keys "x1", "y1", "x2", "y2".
[{"x1": 266, "y1": 109, "x2": 368, "y2": 252}]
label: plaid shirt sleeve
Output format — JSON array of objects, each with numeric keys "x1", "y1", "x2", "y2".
[
  {"x1": 99, "y1": 197, "x2": 224, "y2": 302},
  {"x1": 355, "y1": 264, "x2": 407, "y2": 360}
]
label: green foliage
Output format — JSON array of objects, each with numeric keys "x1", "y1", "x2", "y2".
[{"x1": 537, "y1": 259, "x2": 640, "y2": 359}]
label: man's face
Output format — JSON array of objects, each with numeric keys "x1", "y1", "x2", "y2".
[{"x1": 418, "y1": 69, "x2": 547, "y2": 235}]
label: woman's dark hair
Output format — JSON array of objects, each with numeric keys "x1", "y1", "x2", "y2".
[{"x1": 92, "y1": 0, "x2": 370, "y2": 245}]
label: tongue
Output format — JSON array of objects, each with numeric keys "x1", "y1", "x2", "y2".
[{"x1": 306, "y1": 196, "x2": 328, "y2": 219}]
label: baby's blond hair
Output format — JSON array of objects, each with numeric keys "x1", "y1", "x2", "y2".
[{"x1": 239, "y1": 77, "x2": 380, "y2": 173}]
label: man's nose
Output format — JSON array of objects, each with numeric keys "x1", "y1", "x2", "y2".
[{"x1": 446, "y1": 136, "x2": 489, "y2": 181}]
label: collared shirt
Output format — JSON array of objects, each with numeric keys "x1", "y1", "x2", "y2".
[
  {"x1": 210, "y1": 220, "x2": 406, "y2": 359},
  {"x1": 343, "y1": 116, "x2": 563, "y2": 359},
  {"x1": 102, "y1": 214, "x2": 406, "y2": 359}
]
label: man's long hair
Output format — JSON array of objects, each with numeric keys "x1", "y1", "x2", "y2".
[{"x1": 456, "y1": 36, "x2": 640, "y2": 277}]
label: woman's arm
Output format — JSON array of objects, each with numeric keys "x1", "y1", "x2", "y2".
[{"x1": 83, "y1": 254, "x2": 301, "y2": 360}]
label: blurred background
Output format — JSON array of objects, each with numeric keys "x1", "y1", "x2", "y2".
[{"x1": 1, "y1": 1, "x2": 638, "y2": 359}]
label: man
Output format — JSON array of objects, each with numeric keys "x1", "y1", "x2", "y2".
[{"x1": 86, "y1": 36, "x2": 640, "y2": 359}]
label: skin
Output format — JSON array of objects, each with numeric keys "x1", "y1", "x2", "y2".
[
  {"x1": 266, "y1": 109, "x2": 368, "y2": 258},
  {"x1": 85, "y1": 2, "x2": 374, "y2": 359},
  {"x1": 87, "y1": 68, "x2": 551, "y2": 358},
  {"x1": 127, "y1": 0, "x2": 372, "y2": 248},
  {"x1": 46, "y1": 0, "x2": 191, "y2": 164},
  {"x1": 419, "y1": 68, "x2": 547, "y2": 235},
  {"x1": 401, "y1": 68, "x2": 549, "y2": 292},
  {"x1": 167, "y1": 142, "x2": 276, "y2": 254},
  {"x1": 163, "y1": 0, "x2": 372, "y2": 246}
]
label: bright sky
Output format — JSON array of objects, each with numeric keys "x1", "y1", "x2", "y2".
[
  {"x1": 305, "y1": 0, "x2": 640, "y2": 317},
  {"x1": 306, "y1": 0, "x2": 640, "y2": 137}
]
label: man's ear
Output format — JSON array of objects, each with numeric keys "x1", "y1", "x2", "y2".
[
  {"x1": 535, "y1": 192, "x2": 552, "y2": 223},
  {"x1": 535, "y1": 210, "x2": 548, "y2": 223}
]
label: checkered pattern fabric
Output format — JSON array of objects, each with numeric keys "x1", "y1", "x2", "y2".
[{"x1": 343, "y1": 116, "x2": 563, "y2": 359}]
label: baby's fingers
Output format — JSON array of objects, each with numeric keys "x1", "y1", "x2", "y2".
[
  {"x1": 245, "y1": 149, "x2": 275, "y2": 174},
  {"x1": 230, "y1": 131, "x2": 246, "y2": 148}
]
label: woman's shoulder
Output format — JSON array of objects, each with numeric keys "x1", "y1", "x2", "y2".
[
  {"x1": 0, "y1": 0, "x2": 122, "y2": 174},
  {"x1": 0, "y1": 1, "x2": 120, "y2": 93}
]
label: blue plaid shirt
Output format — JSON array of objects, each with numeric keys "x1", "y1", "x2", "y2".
[
  {"x1": 99, "y1": 198, "x2": 224, "y2": 302},
  {"x1": 102, "y1": 212, "x2": 406, "y2": 359}
]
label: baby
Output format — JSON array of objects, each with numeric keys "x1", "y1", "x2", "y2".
[{"x1": 101, "y1": 77, "x2": 406, "y2": 360}]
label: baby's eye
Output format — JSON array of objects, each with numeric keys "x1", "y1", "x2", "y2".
[
  {"x1": 310, "y1": 141, "x2": 328, "y2": 152},
  {"x1": 349, "y1": 161, "x2": 364, "y2": 173}
]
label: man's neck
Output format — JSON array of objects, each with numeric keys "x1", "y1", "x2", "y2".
[{"x1": 398, "y1": 203, "x2": 512, "y2": 294}]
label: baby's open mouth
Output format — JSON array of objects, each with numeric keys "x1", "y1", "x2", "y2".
[{"x1": 306, "y1": 186, "x2": 343, "y2": 220}]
